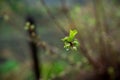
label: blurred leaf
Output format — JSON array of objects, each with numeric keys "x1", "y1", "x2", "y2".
[
  {"x1": 42, "y1": 61, "x2": 68, "y2": 80},
  {"x1": 0, "y1": 60, "x2": 18, "y2": 74}
]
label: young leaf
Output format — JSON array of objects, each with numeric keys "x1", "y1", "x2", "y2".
[
  {"x1": 61, "y1": 37, "x2": 69, "y2": 42},
  {"x1": 61, "y1": 29, "x2": 79, "y2": 51},
  {"x1": 68, "y1": 29, "x2": 78, "y2": 41}
]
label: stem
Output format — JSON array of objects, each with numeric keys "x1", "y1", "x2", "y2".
[{"x1": 26, "y1": 16, "x2": 41, "y2": 80}]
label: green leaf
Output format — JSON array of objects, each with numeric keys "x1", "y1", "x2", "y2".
[
  {"x1": 61, "y1": 29, "x2": 79, "y2": 51},
  {"x1": 61, "y1": 29, "x2": 78, "y2": 42},
  {"x1": 69, "y1": 29, "x2": 78, "y2": 41},
  {"x1": 61, "y1": 37, "x2": 69, "y2": 42},
  {"x1": 64, "y1": 42, "x2": 71, "y2": 51},
  {"x1": 72, "y1": 39, "x2": 80, "y2": 46}
]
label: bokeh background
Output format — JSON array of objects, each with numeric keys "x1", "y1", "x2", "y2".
[{"x1": 0, "y1": 0, "x2": 120, "y2": 80}]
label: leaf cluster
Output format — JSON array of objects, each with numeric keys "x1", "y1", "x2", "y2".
[{"x1": 62, "y1": 29, "x2": 79, "y2": 51}]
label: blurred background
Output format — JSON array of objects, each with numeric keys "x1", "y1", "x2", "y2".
[{"x1": 0, "y1": 0, "x2": 120, "y2": 80}]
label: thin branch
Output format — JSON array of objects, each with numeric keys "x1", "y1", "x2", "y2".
[{"x1": 40, "y1": 0, "x2": 67, "y2": 35}]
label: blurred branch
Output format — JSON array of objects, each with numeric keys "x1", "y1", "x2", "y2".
[
  {"x1": 92, "y1": 0, "x2": 119, "y2": 75},
  {"x1": 40, "y1": 0, "x2": 67, "y2": 35},
  {"x1": 92, "y1": 0, "x2": 109, "y2": 72},
  {"x1": 60, "y1": 0, "x2": 76, "y2": 29}
]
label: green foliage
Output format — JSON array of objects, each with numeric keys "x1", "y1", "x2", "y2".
[
  {"x1": 0, "y1": 60, "x2": 18, "y2": 74},
  {"x1": 62, "y1": 29, "x2": 79, "y2": 51},
  {"x1": 42, "y1": 61, "x2": 68, "y2": 80}
]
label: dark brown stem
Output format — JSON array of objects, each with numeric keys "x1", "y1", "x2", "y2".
[{"x1": 26, "y1": 16, "x2": 40, "y2": 80}]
